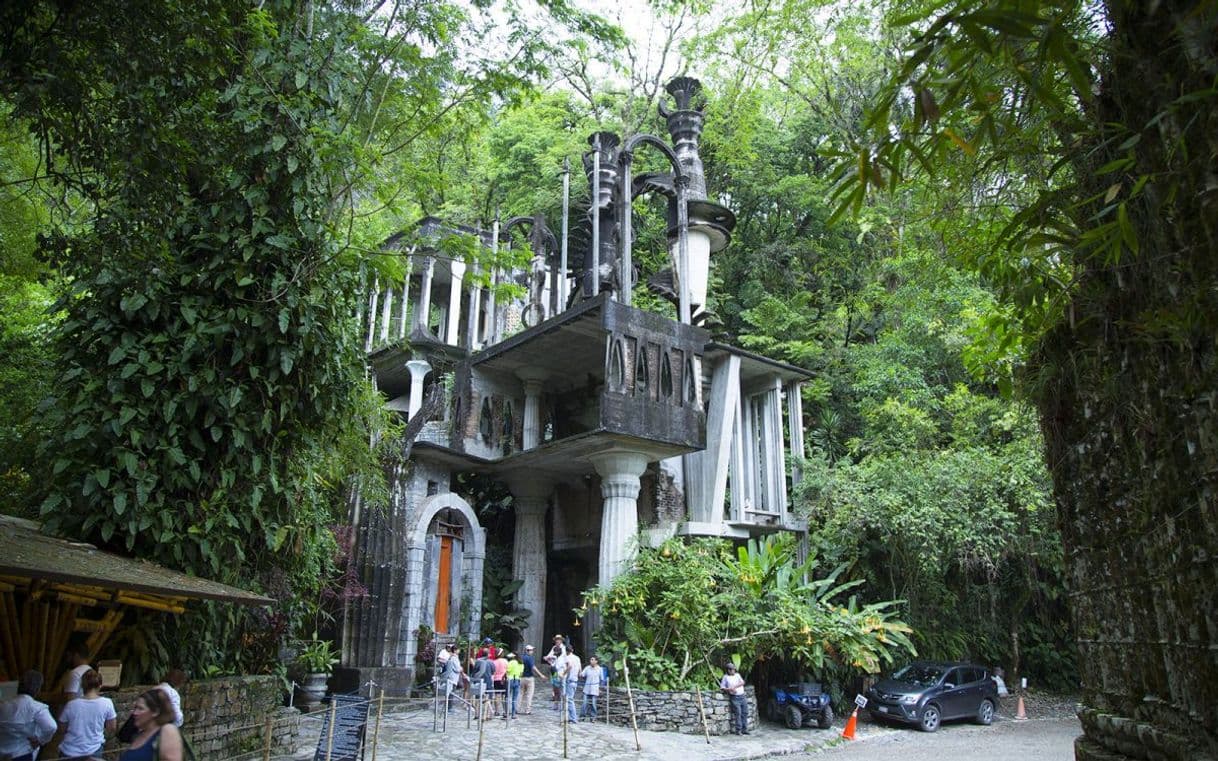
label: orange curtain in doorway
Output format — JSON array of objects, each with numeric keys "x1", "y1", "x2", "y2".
[{"x1": 436, "y1": 536, "x2": 453, "y2": 632}]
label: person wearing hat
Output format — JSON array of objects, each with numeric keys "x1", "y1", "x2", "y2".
[
  {"x1": 476, "y1": 637, "x2": 501, "y2": 661},
  {"x1": 505, "y1": 653, "x2": 523, "y2": 718},
  {"x1": 519, "y1": 645, "x2": 539, "y2": 714},
  {"x1": 720, "y1": 662, "x2": 748, "y2": 735},
  {"x1": 545, "y1": 635, "x2": 567, "y2": 710}
]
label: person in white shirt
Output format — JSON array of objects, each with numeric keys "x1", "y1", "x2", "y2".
[
  {"x1": 156, "y1": 669, "x2": 187, "y2": 727},
  {"x1": 719, "y1": 662, "x2": 748, "y2": 735},
  {"x1": 0, "y1": 670, "x2": 57, "y2": 761},
  {"x1": 560, "y1": 649, "x2": 581, "y2": 724},
  {"x1": 579, "y1": 656, "x2": 603, "y2": 721},
  {"x1": 59, "y1": 645, "x2": 92, "y2": 701},
  {"x1": 57, "y1": 669, "x2": 116, "y2": 759}
]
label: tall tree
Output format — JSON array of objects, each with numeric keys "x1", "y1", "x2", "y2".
[{"x1": 832, "y1": 0, "x2": 1218, "y2": 757}]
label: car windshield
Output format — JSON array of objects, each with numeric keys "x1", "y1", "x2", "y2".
[{"x1": 891, "y1": 664, "x2": 946, "y2": 686}]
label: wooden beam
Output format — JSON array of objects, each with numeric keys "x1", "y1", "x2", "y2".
[
  {"x1": 85, "y1": 610, "x2": 122, "y2": 659},
  {"x1": 0, "y1": 591, "x2": 19, "y2": 680},
  {"x1": 4, "y1": 592, "x2": 23, "y2": 671}
]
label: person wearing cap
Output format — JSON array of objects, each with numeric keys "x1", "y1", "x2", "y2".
[
  {"x1": 720, "y1": 662, "x2": 748, "y2": 735},
  {"x1": 519, "y1": 645, "x2": 539, "y2": 715},
  {"x1": 476, "y1": 637, "x2": 501, "y2": 661},
  {"x1": 0, "y1": 670, "x2": 57, "y2": 761},
  {"x1": 505, "y1": 653, "x2": 523, "y2": 718}
]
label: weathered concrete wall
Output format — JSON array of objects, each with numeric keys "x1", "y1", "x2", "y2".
[
  {"x1": 104, "y1": 676, "x2": 299, "y2": 760},
  {"x1": 603, "y1": 686, "x2": 757, "y2": 735}
]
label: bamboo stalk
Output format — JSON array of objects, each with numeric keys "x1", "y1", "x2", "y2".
[
  {"x1": 262, "y1": 714, "x2": 273, "y2": 761},
  {"x1": 370, "y1": 688, "x2": 384, "y2": 761},
  {"x1": 325, "y1": 698, "x2": 337, "y2": 761},
  {"x1": 693, "y1": 685, "x2": 711, "y2": 744},
  {"x1": 0, "y1": 593, "x2": 18, "y2": 680},
  {"x1": 622, "y1": 654, "x2": 641, "y2": 751}
]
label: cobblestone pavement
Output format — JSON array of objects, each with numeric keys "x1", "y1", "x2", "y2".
[
  {"x1": 297, "y1": 699, "x2": 886, "y2": 760},
  {"x1": 294, "y1": 693, "x2": 1080, "y2": 761}
]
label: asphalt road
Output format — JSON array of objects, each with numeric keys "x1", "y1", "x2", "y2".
[{"x1": 802, "y1": 717, "x2": 1080, "y2": 760}]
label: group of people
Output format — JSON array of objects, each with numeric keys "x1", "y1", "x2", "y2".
[
  {"x1": 436, "y1": 634, "x2": 605, "y2": 724},
  {"x1": 0, "y1": 646, "x2": 188, "y2": 761}
]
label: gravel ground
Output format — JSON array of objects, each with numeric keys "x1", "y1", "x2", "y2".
[{"x1": 798, "y1": 693, "x2": 1083, "y2": 761}]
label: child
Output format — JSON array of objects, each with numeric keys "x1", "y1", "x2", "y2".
[{"x1": 579, "y1": 656, "x2": 603, "y2": 721}]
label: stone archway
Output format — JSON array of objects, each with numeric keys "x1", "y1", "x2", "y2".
[{"x1": 404, "y1": 492, "x2": 486, "y2": 643}]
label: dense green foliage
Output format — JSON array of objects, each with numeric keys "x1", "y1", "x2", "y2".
[
  {"x1": 579, "y1": 536, "x2": 914, "y2": 694},
  {"x1": 0, "y1": 0, "x2": 613, "y2": 678}
]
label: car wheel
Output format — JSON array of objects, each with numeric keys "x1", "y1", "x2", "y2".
[
  {"x1": 818, "y1": 704, "x2": 835, "y2": 730},
  {"x1": 765, "y1": 699, "x2": 781, "y2": 723},
  {"x1": 976, "y1": 698, "x2": 995, "y2": 725},
  {"x1": 919, "y1": 704, "x2": 941, "y2": 732},
  {"x1": 784, "y1": 704, "x2": 803, "y2": 729}
]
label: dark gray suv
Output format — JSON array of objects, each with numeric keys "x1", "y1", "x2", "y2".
[{"x1": 865, "y1": 661, "x2": 999, "y2": 732}]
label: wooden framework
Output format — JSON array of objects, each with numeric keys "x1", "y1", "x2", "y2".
[{"x1": 0, "y1": 574, "x2": 188, "y2": 682}]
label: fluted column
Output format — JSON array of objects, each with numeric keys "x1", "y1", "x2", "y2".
[
  {"x1": 508, "y1": 478, "x2": 552, "y2": 652},
  {"x1": 517, "y1": 369, "x2": 549, "y2": 450},
  {"x1": 590, "y1": 450, "x2": 650, "y2": 586},
  {"x1": 406, "y1": 359, "x2": 431, "y2": 419}
]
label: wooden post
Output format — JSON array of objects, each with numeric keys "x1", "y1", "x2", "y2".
[
  {"x1": 261, "y1": 714, "x2": 273, "y2": 761},
  {"x1": 324, "y1": 698, "x2": 337, "y2": 761},
  {"x1": 476, "y1": 687, "x2": 485, "y2": 761},
  {"x1": 562, "y1": 684, "x2": 569, "y2": 760},
  {"x1": 693, "y1": 685, "x2": 711, "y2": 744},
  {"x1": 622, "y1": 654, "x2": 641, "y2": 752},
  {"x1": 370, "y1": 688, "x2": 384, "y2": 761}
]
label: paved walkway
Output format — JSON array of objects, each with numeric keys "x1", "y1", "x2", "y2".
[{"x1": 298, "y1": 698, "x2": 870, "y2": 761}]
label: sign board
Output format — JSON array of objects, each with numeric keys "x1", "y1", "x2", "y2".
[
  {"x1": 1020, "y1": 677, "x2": 1027, "y2": 689},
  {"x1": 854, "y1": 694, "x2": 868, "y2": 708},
  {"x1": 313, "y1": 694, "x2": 369, "y2": 761},
  {"x1": 97, "y1": 660, "x2": 123, "y2": 689}
]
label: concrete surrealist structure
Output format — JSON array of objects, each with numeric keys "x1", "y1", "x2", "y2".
[{"x1": 336, "y1": 78, "x2": 811, "y2": 694}]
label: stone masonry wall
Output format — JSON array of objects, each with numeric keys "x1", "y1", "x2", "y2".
[
  {"x1": 603, "y1": 685, "x2": 757, "y2": 735},
  {"x1": 104, "y1": 676, "x2": 300, "y2": 760}
]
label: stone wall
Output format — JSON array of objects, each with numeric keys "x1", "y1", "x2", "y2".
[
  {"x1": 603, "y1": 685, "x2": 757, "y2": 735},
  {"x1": 104, "y1": 676, "x2": 301, "y2": 760}
]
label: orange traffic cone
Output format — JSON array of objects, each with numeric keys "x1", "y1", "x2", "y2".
[
  {"x1": 1015, "y1": 694, "x2": 1027, "y2": 721},
  {"x1": 841, "y1": 707, "x2": 858, "y2": 740}
]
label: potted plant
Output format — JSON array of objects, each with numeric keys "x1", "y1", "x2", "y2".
[{"x1": 292, "y1": 637, "x2": 339, "y2": 712}]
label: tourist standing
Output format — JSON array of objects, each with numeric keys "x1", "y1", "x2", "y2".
[
  {"x1": 719, "y1": 663, "x2": 748, "y2": 735},
  {"x1": 561, "y1": 647, "x2": 582, "y2": 724},
  {"x1": 117, "y1": 689, "x2": 184, "y2": 761},
  {"x1": 156, "y1": 669, "x2": 187, "y2": 728},
  {"x1": 492, "y1": 651, "x2": 509, "y2": 716},
  {"x1": 58, "y1": 645, "x2": 92, "y2": 702},
  {"x1": 505, "y1": 653, "x2": 523, "y2": 718},
  {"x1": 519, "y1": 644, "x2": 538, "y2": 714},
  {"x1": 544, "y1": 634, "x2": 567, "y2": 709},
  {"x1": 469, "y1": 656, "x2": 494, "y2": 720},
  {"x1": 0, "y1": 670, "x2": 56, "y2": 761},
  {"x1": 579, "y1": 656, "x2": 602, "y2": 721},
  {"x1": 57, "y1": 669, "x2": 117, "y2": 759}
]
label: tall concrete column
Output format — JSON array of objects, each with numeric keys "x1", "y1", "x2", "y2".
[
  {"x1": 415, "y1": 256, "x2": 435, "y2": 333},
  {"x1": 590, "y1": 450, "x2": 650, "y2": 586},
  {"x1": 406, "y1": 359, "x2": 431, "y2": 419},
  {"x1": 508, "y1": 477, "x2": 551, "y2": 652},
  {"x1": 446, "y1": 259, "x2": 466, "y2": 346},
  {"x1": 517, "y1": 369, "x2": 549, "y2": 450}
]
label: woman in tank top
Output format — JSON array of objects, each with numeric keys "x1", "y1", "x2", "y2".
[{"x1": 118, "y1": 689, "x2": 182, "y2": 761}]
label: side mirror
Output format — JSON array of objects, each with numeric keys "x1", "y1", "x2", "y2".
[{"x1": 944, "y1": 683, "x2": 955, "y2": 690}]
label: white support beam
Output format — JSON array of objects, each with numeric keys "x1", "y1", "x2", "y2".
[{"x1": 697, "y1": 354, "x2": 740, "y2": 523}]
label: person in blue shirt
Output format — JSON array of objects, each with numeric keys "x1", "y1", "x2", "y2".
[{"x1": 520, "y1": 645, "x2": 539, "y2": 715}]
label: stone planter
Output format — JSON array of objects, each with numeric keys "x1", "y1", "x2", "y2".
[{"x1": 294, "y1": 672, "x2": 329, "y2": 712}]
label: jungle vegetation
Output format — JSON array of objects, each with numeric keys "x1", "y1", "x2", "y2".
[{"x1": 2, "y1": 1, "x2": 1210, "y2": 725}]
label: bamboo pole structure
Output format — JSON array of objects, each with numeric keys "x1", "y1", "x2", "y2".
[
  {"x1": 261, "y1": 714, "x2": 273, "y2": 761},
  {"x1": 693, "y1": 685, "x2": 711, "y2": 744},
  {"x1": 622, "y1": 654, "x2": 641, "y2": 752},
  {"x1": 324, "y1": 698, "x2": 337, "y2": 761},
  {"x1": 370, "y1": 688, "x2": 384, "y2": 761}
]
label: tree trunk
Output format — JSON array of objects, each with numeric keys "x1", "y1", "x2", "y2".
[{"x1": 1036, "y1": 2, "x2": 1218, "y2": 758}]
